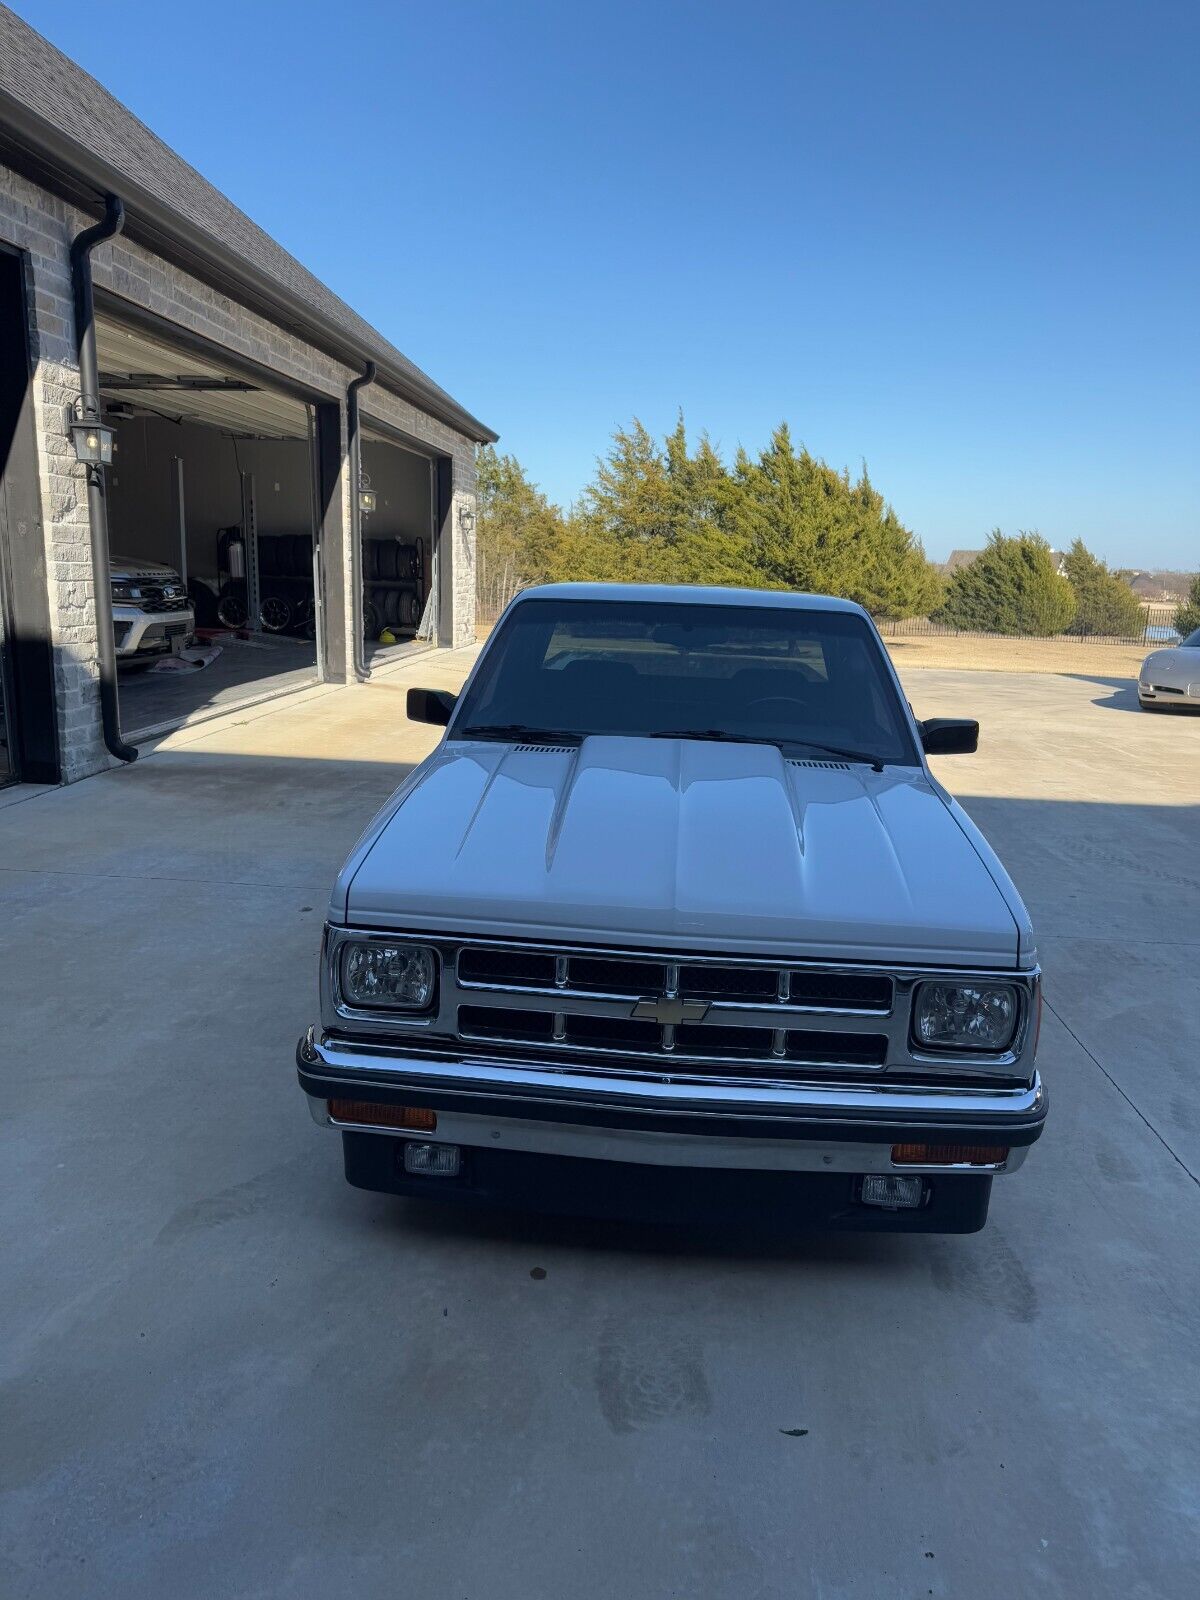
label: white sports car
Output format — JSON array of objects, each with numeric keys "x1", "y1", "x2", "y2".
[{"x1": 1138, "y1": 628, "x2": 1200, "y2": 711}]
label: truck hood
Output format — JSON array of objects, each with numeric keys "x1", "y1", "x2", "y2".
[
  {"x1": 339, "y1": 737, "x2": 1024, "y2": 967},
  {"x1": 109, "y1": 554, "x2": 182, "y2": 581}
]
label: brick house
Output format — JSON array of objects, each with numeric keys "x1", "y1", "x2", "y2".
[{"x1": 0, "y1": 8, "x2": 494, "y2": 787}]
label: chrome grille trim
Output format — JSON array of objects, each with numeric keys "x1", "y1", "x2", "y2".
[
  {"x1": 322, "y1": 930, "x2": 1040, "y2": 1085},
  {"x1": 458, "y1": 1008, "x2": 889, "y2": 1074},
  {"x1": 456, "y1": 946, "x2": 893, "y2": 1015}
]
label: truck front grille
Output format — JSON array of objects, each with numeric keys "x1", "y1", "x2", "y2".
[
  {"x1": 457, "y1": 945, "x2": 892, "y2": 1012},
  {"x1": 136, "y1": 589, "x2": 189, "y2": 614},
  {"x1": 458, "y1": 1002, "x2": 888, "y2": 1073},
  {"x1": 451, "y1": 940, "x2": 897, "y2": 1078}
]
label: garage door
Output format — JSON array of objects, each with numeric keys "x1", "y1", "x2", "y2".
[
  {"x1": 359, "y1": 425, "x2": 438, "y2": 667},
  {"x1": 97, "y1": 314, "x2": 322, "y2": 739}
]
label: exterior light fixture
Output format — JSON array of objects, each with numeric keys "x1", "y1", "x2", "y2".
[
  {"x1": 459, "y1": 505, "x2": 476, "y2": 537},
  {"x1": 357, "y1": 470, "x2": 377, "y2": 516},
  {"x1": 69, "y1": 396, "x2": 115, "y2": 466}
]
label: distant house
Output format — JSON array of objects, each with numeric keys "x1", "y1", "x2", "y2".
[{"x1": 1128, "y1": 571, "x2": 1192, "y2": 601}]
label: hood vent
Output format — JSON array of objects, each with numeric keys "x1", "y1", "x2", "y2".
[
  {"x1": 512, "y1": 741, "x2": 575, "y2": 753},
  {"x1": 786, "y1": 758, "x2": 851, "y2": 770}
]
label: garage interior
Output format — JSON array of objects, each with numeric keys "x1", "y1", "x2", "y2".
[
  {"x1": 97, "y1": 314, "x2": 320, "y2": 738},
  {"x1": 359, "y1": 427, "x2": 436, "y2": 664}
]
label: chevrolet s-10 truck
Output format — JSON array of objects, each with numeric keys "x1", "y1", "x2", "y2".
[{"x1": 297, "y1": 583, "x2": 1045, "y2": 1233}]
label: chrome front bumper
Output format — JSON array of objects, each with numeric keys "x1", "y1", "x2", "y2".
[{"x1": 297, "y1": 1028, "x2": 1046, "y2": 1175}]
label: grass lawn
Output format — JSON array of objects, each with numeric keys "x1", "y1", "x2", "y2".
[{"x1": 882, "y1": 632, "x2": 1147, "y2": 677}]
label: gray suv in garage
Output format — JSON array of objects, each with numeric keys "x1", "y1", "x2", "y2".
[{"x1": 110, "y1": 555, "x2": 194, "y2": 665}]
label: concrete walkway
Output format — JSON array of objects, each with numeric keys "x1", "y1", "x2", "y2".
[{"x1": 2, "y1": 653, "x2": 1198, "y2": 1599}]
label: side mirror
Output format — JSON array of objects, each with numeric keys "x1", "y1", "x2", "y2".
[
  {"x1": 919, "y1": 717, "x2": 978, "y2": 756},
  {"x1": 407, "y1": 687, "x2": 458, "y2": 727}
]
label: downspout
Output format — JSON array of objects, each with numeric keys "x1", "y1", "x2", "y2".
[
  {"x1": 70, "y1": 193, "x2": 137, "y2": 763},
  {"x1": 345, "y1": 360, "x2": 377, "y2": 681}
]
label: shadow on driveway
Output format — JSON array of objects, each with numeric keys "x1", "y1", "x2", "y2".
[
  {"x1": 1064, "y1": 672, "x2": 1200, "y2": 715},
  {"x1": 1062, "y1": 672, "x2": 1142, "y2": 712}
]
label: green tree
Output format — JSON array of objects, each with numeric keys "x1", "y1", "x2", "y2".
[
  {"x1": 727, "y1": 425, "x2": 942, "y2": 616},
  {"x1": 1174, "y1": 573, "x2": 1200, "y2": 637},
  {"x1": 935, "y1": 531, "x2": 1077, "y2": 635},
  {"x1": 475, "y1": 445, "x2": 567, "y2": 600},
  {"x1": 570, "y1": 416, "x2": 757, "y2": 586},
  {"x1": 478, "y1": 418, "x2": 944, "y2": 617},
  {"x1": 1062, "y1": 539, "x2": 1143, "y2": 637}
]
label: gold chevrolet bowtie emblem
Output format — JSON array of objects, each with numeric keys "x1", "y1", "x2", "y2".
[{"x1": 631, "y1": 995, "x2": 710, "y2": 1025}]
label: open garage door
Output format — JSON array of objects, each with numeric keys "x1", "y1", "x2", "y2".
[
  {"x1": 359, "y1": 425, "x2": 438, "y2": 666},
  {"x1": 96, "y1": 314, "x2": 321, "y2": 739}
]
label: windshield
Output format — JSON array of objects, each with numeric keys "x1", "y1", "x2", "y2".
[
  {"x1": 1183, "y1": 629, "x2": 1200, "y2": 648},
  {"x1": 454, "y1": 598, "x2": 920, "y2": 765}
]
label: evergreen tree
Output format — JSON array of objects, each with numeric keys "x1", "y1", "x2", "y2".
[
  {"x1": 570, "y1": 416, "x2": 757, "y2": 585},
  {"x1": 935, "y1": 531, "x2": 1077, "y2": 635},
  {"x1": 727, "y1": 426, "x2": 941, "y2": 615},
  {"x1": 1062, "y1": 539, "x2": 1143, "y2": 637},
  {"x1": 479, "y1": 419, "x2": 942, "y2": 619},
  {"x1": 1174, "y1": 573, "x2": 1200, "y2": 638},
  {"x1": 475, "y1": 445, "x2": 567, "y2": 600},
  {"x1": 580, "y1": 420, "x2": 674, "y2": 544}
]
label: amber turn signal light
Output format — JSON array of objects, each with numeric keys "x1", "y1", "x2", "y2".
[
  {"x1": 891, "y1": 1143, "x2": 1008, "y2": 1166},
  {"x1": 328, "y1": 1100, "x2": 437, "y2": 1131}
]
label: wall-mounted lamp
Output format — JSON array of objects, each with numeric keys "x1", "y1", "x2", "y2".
[
  {"x1": 357, "y1": 469, "x2": 377, "y2": 516},
  {"x1": 69, "y1": 395, "x2": 115, "y2": 466},
  {"x1": 459, "y1": 505, "x2": 476, "y2": 537}
]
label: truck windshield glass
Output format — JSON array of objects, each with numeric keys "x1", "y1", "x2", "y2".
[{"x1": 455, "y1": 599, "x2": 919, "y2": 766}]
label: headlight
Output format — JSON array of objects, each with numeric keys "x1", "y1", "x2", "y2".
[
  {"x1": 111, "y1": 583, "x2": 142, "y2": 601},
  {"x1": 339, "y1": 941, "x2": 436, "y2": 1010},
  {"x1": 912, "y1": 982, "x2": 1018, "y2": 1052}
]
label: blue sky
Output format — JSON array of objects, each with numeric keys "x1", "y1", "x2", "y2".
[{"x1": 14, "y1": 0, "x2": 1198, "y2": 566}]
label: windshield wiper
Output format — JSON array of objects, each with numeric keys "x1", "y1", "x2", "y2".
[
  {"x1": 650, "y1": 728, "x2": 773, "y2": 746},
  {"x1": 458, "y1": 723, "x2": 582, "y2": 744},
  {"x1": 649, "y1": 729, "x2": 885, "y2": 772},
  {"x1": 784, "y1": 739, "x2": 886, "y2": 772}
]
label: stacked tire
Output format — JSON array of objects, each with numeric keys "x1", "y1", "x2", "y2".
[
  {"x1": 257, "y1": 534, "x2": 314, "y2": 636},
  {"x1": 363, "y1": 537, "x2": 424, "y2": 640}
]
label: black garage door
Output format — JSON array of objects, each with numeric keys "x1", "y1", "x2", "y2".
[
  {"x1": 358, "y1": 424, "x2": 439, "y2": 667},
  {"x1": 96, "y1": 313, "x2": 322, "y2": 739}
]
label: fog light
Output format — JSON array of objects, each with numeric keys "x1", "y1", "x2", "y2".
[
  {"x1": 403, "y1": 1141, "x2": 461, "y2": 1177},
  {"x1": 860, "y1": 1174, "x2": 925, "y2": 1210}
]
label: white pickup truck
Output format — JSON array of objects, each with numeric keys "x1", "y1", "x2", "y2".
[{"x1": 297, "y1": 584, "x2": 1046, "y2": 1234}]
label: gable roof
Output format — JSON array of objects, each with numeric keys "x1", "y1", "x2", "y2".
[
  {"x1": 0, "y1": 6, "x2": 496, "y2": 443},
  {"x1": 1129, "y1": 570, "x2": 1192, "y2": 599}
]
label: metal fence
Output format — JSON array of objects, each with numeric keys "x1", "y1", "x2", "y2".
[
  {"x1": 475, "y1": 553, "x2": 524, "y2": 628},
  {"x1": 876, "y1": 603, "x2": 1181, "y2": 647}
]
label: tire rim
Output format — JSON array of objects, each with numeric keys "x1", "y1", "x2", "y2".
[{"x1": 260, "y1": 596, "x2": 291, "y2": 632}]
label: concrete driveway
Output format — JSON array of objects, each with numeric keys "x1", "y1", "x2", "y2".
[{"x1": 2, "y1": 652, "x2": 1198, "y2": 1599}]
